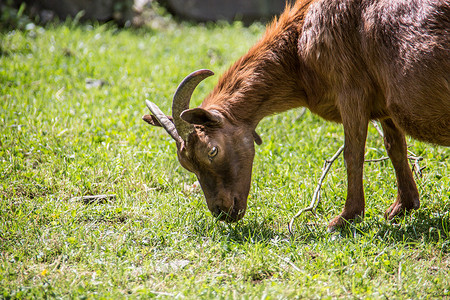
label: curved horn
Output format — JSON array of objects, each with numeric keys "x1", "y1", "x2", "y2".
[
  {"x1": 172, "y1": 69, "x2": 214, "y2": 141},
  {"x1": 145, "y1": 100, "x2": 183, "y2": 145}
]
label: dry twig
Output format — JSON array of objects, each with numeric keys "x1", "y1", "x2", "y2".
[
  {"x1": 69, "y1": 194, "x2": 116, "y2": 204},
  {"x1": 407, "y1": 150, "x2": 425, "y2": 178},
  {"x1": 370, "y1": 120, "x2": 424, "y2": 175},
  {"x1": 370, "y1": 120, "x2": 384, "y2": 136},
  {"x1": 288, "y1": 120, "x2": 425, "y2": 234},
  {"x1": 365, "y1": 156, "x2": 390, "y2": 163},
  {"x1": 288, "y1": 145, "x2": 344, "y2": 234}
]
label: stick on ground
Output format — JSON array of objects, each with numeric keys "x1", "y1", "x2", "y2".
[
  {"x1": 288, "y1": 145, "x2": 344, "y2": 235},
  {"x1": 69, "y1": 194, "x2": 116, "y2": 204},
  {"x1": 288, "y1": 121, "x2": 425, "y2": 234}
]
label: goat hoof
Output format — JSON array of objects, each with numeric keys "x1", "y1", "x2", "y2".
[
  {"x1": 327, "y1": 211, "x2": 364, "y2": 232},
  {"x1": 384, "y1": 198, "x2": 420, "y2": 220}
]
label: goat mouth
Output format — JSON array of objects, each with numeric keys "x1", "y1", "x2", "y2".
[
  {"x1": 215, "y1": 211, "x2": 243, "y2": 223},
  {"x1": 212, "y1": 197, "x2": 245, "y2": 223}
]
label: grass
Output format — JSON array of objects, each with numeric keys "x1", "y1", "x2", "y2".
[{"x1": 1, "y1": 17, "x2": 449, "y2": 299}]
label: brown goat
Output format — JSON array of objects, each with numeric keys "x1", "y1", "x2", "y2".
[{"x1": 143, "y1": 0, "x2": 450, "y2": 230}]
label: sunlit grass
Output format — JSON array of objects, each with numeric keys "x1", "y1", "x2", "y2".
[{"x1": 1, "y1": 19, "x2": 449, "y2": 298}]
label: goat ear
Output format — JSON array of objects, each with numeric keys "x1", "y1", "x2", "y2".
[
  {"x1": 252, "y1": 130, "x2": 262, "y2": 145},
  {"x1": 142, "y1": 114, "x2": 174, "y2": 127},
  {"x1": 180, "y1": 108, "x2": 222, "y2": 126}
]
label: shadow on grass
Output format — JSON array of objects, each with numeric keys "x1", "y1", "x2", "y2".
[
  {"x1": 191, "y1": 214, "x2": 331, "y2": 246},
  {"x1": 191, "y1": 217, "x2": 286, "y2": 244},
  {"x1": 192, "y1": 207, "x2": 449, "y2": 250},
  {"x1": 224, "y1": 221, "x2": 287, "y2": 244},
  {"x1": 333, "y1": 210, "x2": 450, "y2": 251},
  {"x1": 375, "y1": 211, "x2": 449, "y2": 245}
]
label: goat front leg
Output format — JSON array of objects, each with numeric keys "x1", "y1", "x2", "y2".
[
  {"x1": 381, "y1": 118, "x2": 420, "y2": 219},
  {"x1": 328, "y1": 105, "x2": 368, "y2": 231}
]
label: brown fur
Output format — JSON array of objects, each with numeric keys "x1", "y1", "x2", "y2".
[{"x1": 146, "y1": 0, "x2": 450, "y2": 229}]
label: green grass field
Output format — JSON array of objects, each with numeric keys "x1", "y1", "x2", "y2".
[{"x1": 1, "y1": 18, "x2": 449, "y2": 299}]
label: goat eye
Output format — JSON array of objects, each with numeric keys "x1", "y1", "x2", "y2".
[{"x1": 208, "y1": 146, "x2": 218, "y2": 159}]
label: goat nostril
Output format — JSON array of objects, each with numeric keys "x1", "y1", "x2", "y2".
[
  {"x1": 210, "y1": 198, "x2": 240, "y2": 221},
  {"x1": 211, "y1": 206, "x2": 220, "y2": 217},
  {"x1": 212, "y1": 205, "x2": 229, "y2": 219},
  {"x1": 212, "y1": 205, "x2": 225, "y2": 218}
]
